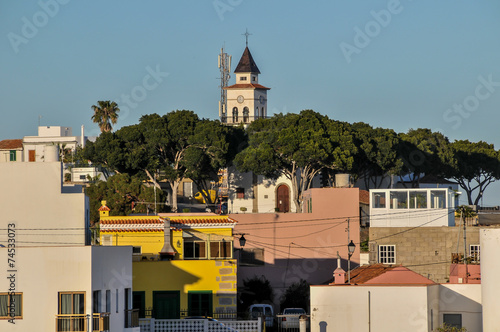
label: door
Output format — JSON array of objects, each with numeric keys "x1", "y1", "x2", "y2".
[
  {"x1": 133, "y1": 291, "x2": 145, "y2": 318},
  {"x1": 188, "y1": 291, "x2": 212, "y2": 317},
  {"x1": 28, "y1": 150, "x2": 35, "y2": 162},
  {"x1": 153, "y1": 291, "x2": 180, "y2": 319},
  {"x1": 276, "y1": 185, "x2": 290, "y2": 212}
]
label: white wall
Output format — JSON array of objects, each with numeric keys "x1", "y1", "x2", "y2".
[
  {"x1": 0, "y1": 162, "x2": 88, "y2": 246},
  {"x1": 480, "y1": 228, "x2": 500, "y2": 331},
  {"x1": 0, "y1": 246, "x2": 92, "y2": 331},
  {"x1": 310, "y1": 285, "x2": 432, "y2": 332},
  {"x1": 438, "y1": 284, "x2": 482, "y2": 332},
  {"x1": 92, "y1": 246, "x2": 133, "y2": 331}
]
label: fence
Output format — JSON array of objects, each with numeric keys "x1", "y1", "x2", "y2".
[{"x1": 139, "y1": 317, "x2": 262, "y2": 332}]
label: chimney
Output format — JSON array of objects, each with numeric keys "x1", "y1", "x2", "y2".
[
  {"x1": 81, "y1": 125, "x2": 85, "y2": 148},
  {"x1": 333, "y1": 251, "x2": 346, "y2": 284},
  {"x1": 159, "y1": 218, "x2": 176, "y2": 260}
]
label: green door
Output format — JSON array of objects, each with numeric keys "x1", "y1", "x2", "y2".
[
  {"x1": 188, "y1": 291, "x2": 213, "y2": 317},
  {"x1": 153, "y1": 291, "x2": 180, "y2": 319}
]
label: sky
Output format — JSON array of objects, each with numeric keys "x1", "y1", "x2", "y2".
[{"x1": 1, "y1": 0, "x2": 500, "y2": 205}]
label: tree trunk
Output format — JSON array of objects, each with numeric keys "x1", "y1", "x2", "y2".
[{"x1": 170, "y1": 180, "x2": 180, "y2": 212}]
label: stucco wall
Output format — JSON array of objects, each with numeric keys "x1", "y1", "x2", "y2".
[
  {"x1": 480, "y1": 228, "x2": 500, "y2": 331},
  {"x1": 0, "y1": 162, "x2": 88, "y2": 247},
  {"x1": 369, "y1": 226, "x2": 480, "y2": 283},
  {"x1": 133, "y1": 259, "x2": 237, "y2": 314},
  {"x1": 310, "y1": 285, "x2": 433, "y2": 332}
]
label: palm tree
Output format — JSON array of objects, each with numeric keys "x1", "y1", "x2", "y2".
[{"x1": 91, "y1": 101, "x2": 120, "y2": 133}]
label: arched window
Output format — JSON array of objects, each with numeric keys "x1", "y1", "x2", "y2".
[
  {"x1": 243, "y1": 107, "x2": 249, "y2": 123},
  {"x1": 255, "y1": 107, "x2": 259, "y2": 119},
  {"x1": 232, "y1": 107, "x2": 238, "y2": 123},
  {"x1": 261, "y1": 107, "x2": 265, "y2": 118}
]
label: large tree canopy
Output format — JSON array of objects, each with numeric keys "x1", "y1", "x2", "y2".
[
  {"x1": 447, "y1": 140, "x2": 500, "y2": 205},
  {"x1": 84, "y1": 110, "x2": 239, "y2": 212},
  {"x1": 235, "y1": 110, "x2": 356, "y2": 212}
]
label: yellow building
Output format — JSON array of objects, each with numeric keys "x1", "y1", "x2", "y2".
[{"x1": 98, "y1": 201, "x2": 238, "y2": 319}]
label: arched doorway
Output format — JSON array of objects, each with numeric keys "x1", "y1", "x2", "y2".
[{"x1": 276, "y1": 184, "x2": 290, "y2": 212}]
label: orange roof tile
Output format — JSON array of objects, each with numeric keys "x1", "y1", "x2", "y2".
[
  {"x1": 0, "y1": 139, "x2": 23, "y2": 150},
  {"x1": 98, "y1": 205, "x2": 111, "y2": 212}
]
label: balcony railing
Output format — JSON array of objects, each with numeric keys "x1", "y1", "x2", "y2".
[
  {"x1": 125, "y1": 309, "x2": 139, "y2": 328},
  {"x1": 55, "y1": 313, "x2": 110, "y2": 332}
]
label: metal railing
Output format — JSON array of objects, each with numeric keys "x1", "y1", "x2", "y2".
[
  {"x1": 55, "y1": 313, "x2": 110, "y2": 332},
  {"x1": 125, "y1": 308, "x2": 140, "y2": 328}
]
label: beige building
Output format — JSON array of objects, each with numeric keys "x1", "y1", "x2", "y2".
[{"x1": 0, "y1": 139, "x2": 23, "y2": 163}]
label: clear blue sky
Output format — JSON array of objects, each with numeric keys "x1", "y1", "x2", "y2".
[{"x1": 1, "y1": 1, "x2": 500, "y2": 205}]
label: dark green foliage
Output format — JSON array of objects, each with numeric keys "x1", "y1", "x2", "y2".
[
  {"x1": 85, "y1": 173, "x2": 168, "y2": 224},
  {"x1": 279, "y1": 279, "x2": 309, "y2": 312},
  {"x1": 239, "y1": 276, "x2": 275, "y2": 313}
]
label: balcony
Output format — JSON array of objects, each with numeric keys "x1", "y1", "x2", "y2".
[
  {"x1": 55, "y1": 313, "x2": 110, "y2": 332},
  {"x1": 125, "y1": 309, "x2": 139, "y2": 328}
]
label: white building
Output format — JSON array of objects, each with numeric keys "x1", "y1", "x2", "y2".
[
  {"x1": 310, "y1": 265, "x2": 482, "y2": 332},
  {"x1": 0, "y1": 245, "x2": 138, "y2": 332},
  {"x1": 370, "y1": 188, "x2": 456, "y2": 227},
  {"x1": 0, "y1": 161, "x2": 90, "y2": 246},
  {"x1": 23, "y1": 126, "x2": 86, "y2": 163}
]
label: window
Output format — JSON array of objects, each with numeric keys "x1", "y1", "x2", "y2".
[
  {"x1": 132, "y1": 246, "x2": 142, "y2": 255},
  {"x1": 0, "y1": 293, "x2": 22, "y2": 319},
  {"x1": 58, "y1": 292, "x2": 85, "y2": 331},
  {"x1": 184, "y1": 241, "x2": 207, "y2": 259},
  {"x1": 116, "y1": 289, "x2": 118, "y2": 313},
  {"x1": 240, "y1": 76, "x2": 247, "y2": 81},
  {"x1": 210, "y1": 241, "x2": 232, "y2": 259},
  {"x1": 79, "y1": 175, "x2": 86, "y2": 180},
  {"x1": 443, "y1": 314, "x2": 462, "y2": 329},
  {"x1": 243, "y1": 107, "x2": 249, "y2": 123},
  {"x1": 470, "y1": 245, "x2": 480, "y2": 263},
  {"x1": 252, "y1": 76, "x2": 256, "y2": 82},
  {"x1": 106, "y1": 290, "x2": 111, "y2": 313},
  {"x1": 188, "y1": 291, "x2": 212, "y2": 317},
  {"x1": 236, "y1": 187, "x2": 244, "y2": 199},
  {"x1": 431, "y1": 190, "x2": 446, "y2": 208},
  {"x1": 93, "y1": 290, "x2": 101, "y2": 313},
  {"x1": 102, "y1": 235, "x2": 112, "y2": 246},
  {"x1": 372, "y1": 192, "x2": 386, "y2": 208},
  {"x1": 390, "y1": 191, "x2": 407, "y2": 209},
  {"x1": 409, "y1": 191, "x2": 427, "y2": 209},
  {"x1": 9, "y1": 150, "x2": 16, "y2": 162},
  {"x1": 240, "y1": 248, "x2": 265, "y2": 266},
  {"x1": 232, "y1": 107, "x2": 238, "y2": 123},
  {"x1": 378, "y1": 245, "x2": 396, "y2": 264}
]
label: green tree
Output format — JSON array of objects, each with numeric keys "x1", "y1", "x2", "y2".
[
  {"x1": 350, "y1": 122, "x2": 401, "y2": 188},
  {"x1": 397, "y1": 128, "x2": 452, "y2": 187},
  {"x1": 447, "y1": 140, "x2": 500, "y2": 205},
  {"x1": 85, "y1": 173, "x2": 167, "y2": 224},
  {"x1": 91, "y1": 100, "x2": 120, "y2": 133},
  {"x1": 239, "y1": 276, "x2": 275, "y2": 313},
  {"x1": 279, "y1": 279, "x2": 309, "y2": 312},
  {"x1": 235, "y1": 110, "x2": 355, "y2": 212}
]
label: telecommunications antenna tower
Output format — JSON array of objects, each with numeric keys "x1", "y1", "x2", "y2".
[{"x1": 218, "y1": 46, "x2": 231, "y2": 123}]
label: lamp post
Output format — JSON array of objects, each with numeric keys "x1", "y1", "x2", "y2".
[
  {"x1": 347, "y1": 240, "x2": 356, "y2": 284},
  {"x1": 239, "y1": 234, "x2": 246, "y2": 247}
]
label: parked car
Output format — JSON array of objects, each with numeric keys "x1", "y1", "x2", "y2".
[
  {"x1": 281, "y1": 308, "x2": 308, "y2": 330},
  {"x1": 249, "y1": 304, "x2": 274, "y2": 328}
]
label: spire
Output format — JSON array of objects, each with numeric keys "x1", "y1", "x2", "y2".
[{"x1": 234, "y1": 47, "x2": 260, "y2": 74}]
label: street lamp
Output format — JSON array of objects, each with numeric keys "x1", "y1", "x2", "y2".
[
  {"x1": 347, "y1": 240, "x2": 356, "y2": 284},
  {"x1": 239, "y1": 234, "x2": 246, "y2": 247}
]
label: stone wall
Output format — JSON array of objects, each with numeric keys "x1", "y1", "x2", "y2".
[{"x1": 369, "y1": 226, "x2": 480, "y2": 283}]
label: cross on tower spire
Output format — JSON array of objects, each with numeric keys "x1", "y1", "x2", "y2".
[{"x1": 242, "y1": 28, "x2": 251, "y2": 47}]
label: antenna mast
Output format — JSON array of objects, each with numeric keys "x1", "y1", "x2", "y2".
[{"x1": 218, "y1": 46, "x2": 231, "y2": 123}]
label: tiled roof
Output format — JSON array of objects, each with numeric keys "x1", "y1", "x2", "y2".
[
  {"x1": 98, "y1": 205, "x2": 111, "y2": 212},
  {"x1": 234, "y1": 47, "x2": 260, "y2": 74},
  {"x1": 0, "y1": 139, "x2": 23, "y2": 150},
  {"x1": 359, "y1": 190, "x2": 370, "y2": 205},
  {"x1": 224, "y1": 83, "x2": 270, "y2": 90},
  {"x1": 100, "y1": 216, "x2": 236, "y2": 232},
  {"x1": 349, "y1": 264, "x2": 396, "y2": 284}
]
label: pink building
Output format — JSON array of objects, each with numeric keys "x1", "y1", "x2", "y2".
[{"x1": 230, "y1": 187, "x2": 364, "y2": 305}]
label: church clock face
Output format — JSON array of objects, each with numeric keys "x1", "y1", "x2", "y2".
[{"x1": 237, "y1": 95, "x2": 244, "y2": 103}]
